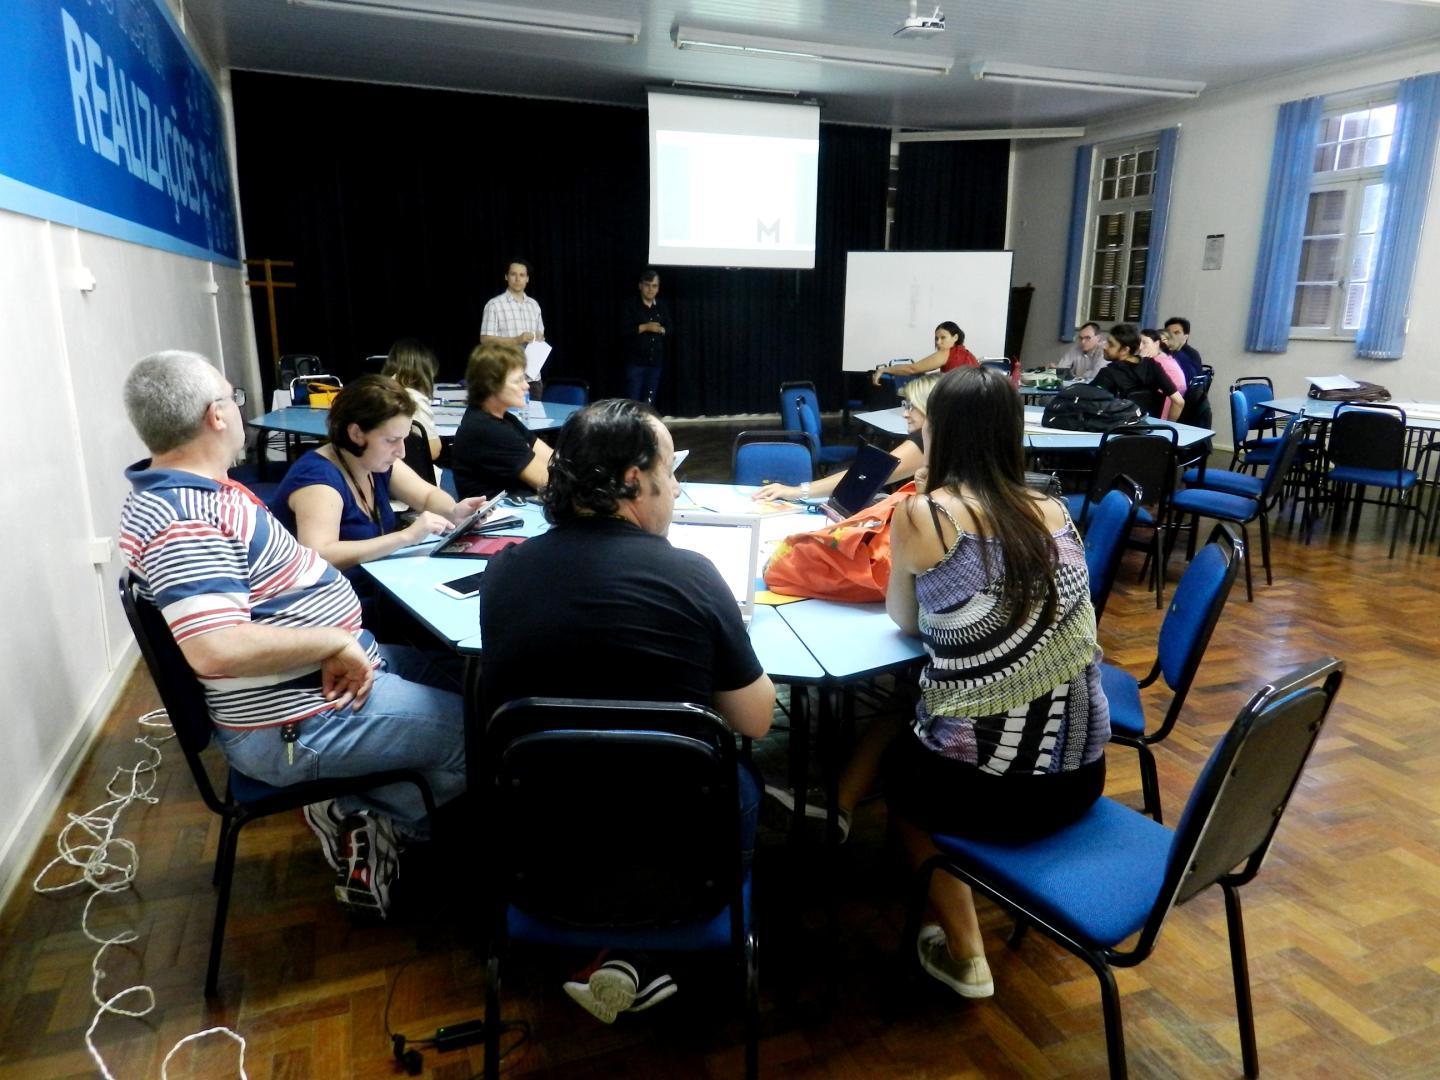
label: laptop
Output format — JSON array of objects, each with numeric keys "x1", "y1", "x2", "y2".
[
  {"x1": 665, "y1": 514, "x2": 762, "y2": 625},
  {"x1": 819, "y1": 442, "x2": 902, "y2": 521}
]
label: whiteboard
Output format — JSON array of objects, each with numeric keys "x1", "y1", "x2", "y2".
[{"x1": 841, "y1": 251, "x2": 1014, "y2": 372}]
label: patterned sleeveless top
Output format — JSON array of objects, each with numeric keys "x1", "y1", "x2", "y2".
[{"x1": 911, "y1": 496, "x2": 1110, "y2": 776}]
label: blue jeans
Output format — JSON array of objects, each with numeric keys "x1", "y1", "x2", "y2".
[
  {"x1": 624, "y1": 364, "x2": 662, "y2": 405},
  {"x1": 213, "y1": 645, "x2": 465, "y2": 839}
]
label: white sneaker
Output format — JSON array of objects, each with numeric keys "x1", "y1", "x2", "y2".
[
  {"x1": 916, "y1": 925, "x2": 994, "y2": 999},
  {"x1": 302, "y1": 799, "x2": 346, "y2": 872},
  {"x1": 563, "y1": 959, "x2": 678, "y2": 1023}
]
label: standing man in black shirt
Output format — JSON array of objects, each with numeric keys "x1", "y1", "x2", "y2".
[
  {"x1": 478, "y1": 398, "x2": 773, "y2": 1024},
  {"x1": 621, "y1": 269, "x2": 670, "y2": 405}
]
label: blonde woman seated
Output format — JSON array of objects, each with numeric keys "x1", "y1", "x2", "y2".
[
  {"x1": 269, "y1": 375, "x2": 487, "y2": 588},
  {"x1": 754, "y1": 372, "x2": 940, "y2": 503},
  {"x1": 451, "y1": 342, "x2": 554, "y2": 499},
  {"x1": 869, "y1": 322, "x2": 979, "y2": 386},
  {"x1": 382, "y1": 338, "x2": 442, "y2": 475}
]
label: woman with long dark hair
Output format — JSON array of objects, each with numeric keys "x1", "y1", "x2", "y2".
[{"x1": 856, "y1": 367, "x2": 1109, "y2": 998}]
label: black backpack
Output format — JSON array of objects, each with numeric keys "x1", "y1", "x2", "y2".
[{"x1": 1041, "y1": 384, "x2": 1146, "y2": 433}]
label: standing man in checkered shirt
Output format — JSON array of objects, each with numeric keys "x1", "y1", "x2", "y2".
[{"x1": 480, "y1": 257, "x2": 546, "y2": 347}]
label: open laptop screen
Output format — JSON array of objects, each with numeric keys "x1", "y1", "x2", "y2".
[
  {"x1": 666, "y1": 515, "x2": 761, "y2": 622},
  {"x1": 828, "y1": 442, "x2": 902, "y2": 518}
]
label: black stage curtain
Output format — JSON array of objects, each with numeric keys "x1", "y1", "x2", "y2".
[
  {"x1": 232, "y1": 73, "x2": 891, "y2": 416},
  {"x1": 891, "y1": 140, "x2": 1010, "y2": 251}
]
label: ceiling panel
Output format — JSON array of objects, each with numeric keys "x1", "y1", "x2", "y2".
[{"x1": 183, "y1": 0, "x2": 1440, "y2": 129}]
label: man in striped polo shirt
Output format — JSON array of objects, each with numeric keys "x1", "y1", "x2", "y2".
[{"x1": 119, "y1": 351, "x2": 465, "y2": 915}]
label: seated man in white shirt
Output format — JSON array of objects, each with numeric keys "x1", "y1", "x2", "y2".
[{"x1": 1057, "y1": 322, "x2": 1108, "y2": 382}]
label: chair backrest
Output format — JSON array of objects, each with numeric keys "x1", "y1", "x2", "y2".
[
  {"x1": 1182, "y1": 369, "x2": 1213, "y2": 425},
  {"x1": 1085, "y1": 426, "x2": 1178, "y2": 520},
  {"x1": 404, "y1": 420, "x2": 437, "y2": 485},
  {"x1": 1157, "y1": 524, "x2": 1242, "y2": 698},
  {"x1": 483, "y1": 698, "x2": 742, "y2": 928},
  {"x1": 1231, "y1": 380, "x2": 1274, "y2": 432},
  {"x1": 117, "y1": 574, "x2": 227, "y2": 813},
  {"x1": 1130, "y1": 658, "x2": 1344, "y2": 952},
  {"x1": 733, "y1": 431, "x2": 814, "y2": 487},
  {"x1": 980, "y1": 358, "x2": 1011, "y2": 374},
  {"x1": 1328, "y1": 404, "x2": 1407, "y2": 475},
  {"x1": 1227, "y1": 389, "x2": 1252, "y2": 450},
  {"x1": 278, "y1": 354, "x2": 323, "y2": 385},
  {"x1": 1256, "y1": 413, "x2": 1310, "y2": 506},
  {"x1": 779, "y1": 385, "x2": 823, "y2": 456},
  {"x1": 543, "y1": 378, "x2": 590, "y2": 406},
  {"x1": 1083, "y1": 480, "x2": 1140, "y2": 622}
]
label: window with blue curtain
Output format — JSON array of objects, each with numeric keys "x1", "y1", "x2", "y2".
[
  {"x1": 1064, "y1": 133, "x2": 1178, "y2": 338},
  {"x1": 1247, "y1": 75, "x2": 1440, "y2": 358}
]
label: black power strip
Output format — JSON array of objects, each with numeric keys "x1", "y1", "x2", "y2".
[{"x1": 434, "y1": 1018, "x2": 488, "y2": 1052}]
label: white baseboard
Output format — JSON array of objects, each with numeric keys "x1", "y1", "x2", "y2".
[{"x1": 0, "y1": 643, "x2": 140, "y2": 913}]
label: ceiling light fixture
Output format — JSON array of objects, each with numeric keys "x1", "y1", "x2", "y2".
[
  {"x1": 287, "y1": 0, "x2": 642, "y2": 44},
  {"x1": 674, "y1": 25, "x2": 952, "y2": 77},
  {"x1": 971, "y1": 60, "x2": 1204, "y2": 99}
]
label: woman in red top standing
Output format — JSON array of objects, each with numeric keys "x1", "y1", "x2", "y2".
[{"x1": 872, "y1": 322, "x2": 979, "y2": 384}]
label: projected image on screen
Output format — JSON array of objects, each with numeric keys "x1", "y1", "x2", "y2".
[
  {"x1": 649, "y1": 90, "x2": 820, "y2": 269},
  {"x1": 655, "y1": 131, "x2": 817, "y2": 253}
]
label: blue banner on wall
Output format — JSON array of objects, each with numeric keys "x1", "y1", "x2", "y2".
[{"x1": 0, "y1": 0, "x2": 239, "y2": 265}]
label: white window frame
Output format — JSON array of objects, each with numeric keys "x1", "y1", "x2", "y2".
[
  {"x1": 1080, "y1": 137, "x2": 1159, "y2": 327},
  {"x1": 1290, "y1": 95, "x2": 1396, "y2": 341}
]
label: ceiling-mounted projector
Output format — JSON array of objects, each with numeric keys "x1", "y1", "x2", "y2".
[{"x1": 895, "y1": 1, "x2": 945, "y2": 36}]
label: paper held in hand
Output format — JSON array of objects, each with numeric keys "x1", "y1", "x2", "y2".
[{"x1": 524, "y1": 340, "x2": 552, "y2": 381}]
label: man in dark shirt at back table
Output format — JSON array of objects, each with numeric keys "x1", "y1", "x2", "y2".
[
  {"x1": 1092, "y1": 323, "x2": 1185, "y2": 420},
  {"x1": 478, "y1": 397, "x2": 774, "y2": 1025},
  {"x1": 1162, "y1": 316, "x2": 1204, "y2": 385}
]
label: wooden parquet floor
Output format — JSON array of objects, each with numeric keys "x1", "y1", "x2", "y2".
[{"x1": 4, "y1": 449, "x2": 1440, "y2": 1078}]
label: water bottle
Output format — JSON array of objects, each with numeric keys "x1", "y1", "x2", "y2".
[{"x1": 1009, "y1": 357, "x2": 1022, "y2": 387}]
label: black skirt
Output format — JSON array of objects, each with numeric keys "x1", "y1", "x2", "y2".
[{"x1": 883, "y1": 730, "x2": 1106, "y2": 843}]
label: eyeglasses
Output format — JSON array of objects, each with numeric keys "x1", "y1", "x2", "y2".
[{"x1": 214, "y1": 387, "x2": 246, "y2": 408}]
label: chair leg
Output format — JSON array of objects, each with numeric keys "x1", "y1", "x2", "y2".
[
  {"x1": 1135, "y1": 743, "x2": 1163, "y2": 825},
  {"x1": 1223, "y1": 883, "x2": 1260, "y2": 1079},
  {"x1": 485, "y1": 950, "x2": 501, "y2": 1079},
  {"x1": 1239, "y1": 523, "x2": 1254, "y2": 602},
  {"x1": 206, "y1": 816, "x2": 244, "y2": 997},
  {"x1": 1007, "y1": 917, "x2": 1030, "y2": 950},
  {"x1": 744, "y1": 928, "x2": 760, "y2": 1080},
  {"x1": 1080, "y1": 952, "x2": 1129, "y2": 1080},
  {"x1": 1258, "y1": 513, "x2": 1272, "y2": 586}
]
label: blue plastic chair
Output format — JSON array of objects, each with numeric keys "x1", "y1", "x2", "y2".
[
  {"x1": 1325, "y1": 403, "x2": 1424, "y2": 558},
  {"x1": 1062, "y1": 426, "x2": 1178, "y2": 608},
  {"x1": 543, "y1": 378, "x2": 589, "y2": 406},
  {"x1": 1101, "y1": 524, "x2": 1242, "y2": 822},
  {"x1": 732, "y1": 430, "x2": 814, "y2": 487},
  {"x1": 1168, "y1": 415, "x2": 1309, "y2": 600},
  {"x1": 780, "y1": 381, "x2": 856, "y2": 469},
  {"x1": 1082, "y1": 481, "x2": 1140, "y2": 624},
  {"x1": 482, "y1": 698, "x2": 758, "y2": 1079},
  {"x1": 909, "y1": 657, "x2": 1345, "y2": 1080},
  {"x1": 1228, "y1": 389, "x2": 1283, "y2": 476}
]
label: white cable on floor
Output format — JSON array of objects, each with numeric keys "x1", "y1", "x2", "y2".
[{"x1": 32, "y1": 708, "x2": 249, "y2": 1079}]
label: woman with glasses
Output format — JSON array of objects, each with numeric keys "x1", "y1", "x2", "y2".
[
  {"x1": 269, "y1": 375, "x2": 485, "y2": 587},
  {"x1": 451, "y1": 342, "x2": 555, "y2": 499},
  {"x1": 753, "y1": 372, "x2": 940, "y2": 503}
]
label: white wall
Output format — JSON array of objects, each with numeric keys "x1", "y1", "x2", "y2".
[{"x1": 1011, "y1": 41, "x2": 1440, "y2": 422}]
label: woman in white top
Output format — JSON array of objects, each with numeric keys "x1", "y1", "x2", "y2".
[
  {"x1": 753, "y1": 372, "x2": 941, "y2": 502},
  {"x1": 382, "y1": 339, "x2": 442, "y2": 476}
]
